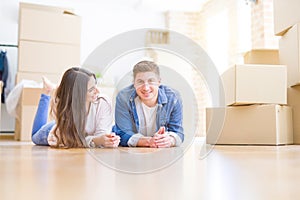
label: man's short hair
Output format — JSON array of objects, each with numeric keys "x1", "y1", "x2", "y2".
[{"x1": 133, "y1": 60, "x2": 160, "y2": 79}]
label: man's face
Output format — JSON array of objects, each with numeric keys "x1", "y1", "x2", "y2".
[{"x1": 134, "y1": 71, "x2": 160, "y2": 105}]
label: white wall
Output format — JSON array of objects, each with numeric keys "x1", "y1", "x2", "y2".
[
  {"x1": 0, "y1": 0, "x2": 207, "y2": 133},
  {"x1": 0, "y1": 0, "x2": 166, "y2": 132},
  {"x1": 0, "y1": 0, "x2": 166, "y2": 61},
  {"x1": 199, "y1": 0, "x2": 252, "y2": 74}
]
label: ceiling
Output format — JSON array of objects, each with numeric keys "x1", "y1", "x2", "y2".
[
  {"x1": 120, "y1": 0, "x2": 211, "y2": 12},
  {"x1": 38, "y1": 0, "x2": 211, "y2": 12}
]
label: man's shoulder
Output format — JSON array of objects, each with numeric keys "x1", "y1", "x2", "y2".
[
  {"x1": 160, "y1": 85, "x2": 181, "y2": 97},
  {"x1": 117, "y1": 85, "x2": 135, "y2": 98}
]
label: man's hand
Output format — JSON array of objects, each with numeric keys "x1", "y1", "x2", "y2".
[{"x1": 152, "y1": 127, "x2": 175, "y2": 148}]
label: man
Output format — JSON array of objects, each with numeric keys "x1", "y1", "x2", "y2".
[{"x1": 113, "y1": 60, "x2": 184, "y2": 147}]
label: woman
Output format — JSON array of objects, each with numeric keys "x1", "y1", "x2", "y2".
[{"x1": 31, "y1": 67, "x2": 120, "y2": 148}]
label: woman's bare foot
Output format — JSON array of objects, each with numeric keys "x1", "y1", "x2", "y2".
[{"x1": 42, "y1": 76, "x2": 56, "y2": 95}]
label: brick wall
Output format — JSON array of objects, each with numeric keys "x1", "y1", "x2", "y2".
[
  {"x1": 165, "y1": 11, "x2": 209, "y2": 137},
  {"x1": 164, "y1": 0, "x2": 278, "y2": 137},
  {"x1": 198, "y1": 0, "x2": 250, "y2": 71},
  {"x1": 165, "y1": 11, "x2": 202, "y2": 43},
  {"x1": 251, "y1": 0, "x2": 279, "y2": 49}
]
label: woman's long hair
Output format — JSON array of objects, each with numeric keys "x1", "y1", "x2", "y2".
[{"x1": 51, "y1": 67, "x2": 96, "y2": 148}]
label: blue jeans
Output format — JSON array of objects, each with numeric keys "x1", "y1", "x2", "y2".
[{"x1": 31, "y1": 94, "x2": 55, "y2": 146}]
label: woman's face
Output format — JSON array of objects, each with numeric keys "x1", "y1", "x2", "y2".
[
  {"x1": 86, "y1": 76, "x2": 99, "y2": 103},
  {"x1": 134, "y1": 71, "x2": 160, "y2": 105}
]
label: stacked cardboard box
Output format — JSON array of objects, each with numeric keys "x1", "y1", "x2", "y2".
[
  {"x1": 243, "y1": 49, "x2": 279, "y2": 65},
  {"x1": 221, "y1": 64, "x2": 286, "y2": 106},
  {"x1": 14, "y1": 88, "x2": 43, "y2": 141},
  {"x1": 206, "y1": 62, "x2": 293, "y2": 145},
  {"x1": 273, "y1": 0, "x2": 300, "y2": 36},
  {"x1": 206, "y1": 105, "x2": 293, "y2": 145},
  {"x1": 17, "y1": 2, "x2": 81, "y2": 84},
  {"x1": 206, "y1": 1, "x2": 300, "y2": 145},
  {"x1": 15, "y1": 3, "x2": 81, "y2": 141},
  {"x1": 274, "y1": 0, "x2": 300, "y2": 144}
]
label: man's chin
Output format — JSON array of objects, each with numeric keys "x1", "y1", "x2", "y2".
[
  {"x1": 141, "y1": 96, "x2": 154, "y2": 101},
  {"x1": 141, "y1": 93, "x2": 152, "y2": 98}
]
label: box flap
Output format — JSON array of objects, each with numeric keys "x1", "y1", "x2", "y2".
[{"x1": 19, "y1": 2, "x2": 74, "y2": 14}]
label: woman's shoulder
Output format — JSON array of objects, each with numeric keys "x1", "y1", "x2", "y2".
[
  {"x1": 97, "y1": 93, "x2": 111, "y2": 103},
  {"x1": 91, "y1": 93, "x2": 112, "y2": 111}
]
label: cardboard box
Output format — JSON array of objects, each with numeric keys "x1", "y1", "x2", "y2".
[
  {"x1": 287, "y1": 86, "x2": 300, "y2": 144},
  {"x1": 14, "y1": 88, "x2": 43, "y2": 141},
  {"x1": 19, "y1": 2, "x2": 74, "y2": 13},
  {"x1": 222, "y1": 64, "x2": 287, "y2": 105},
  {"x1": 16, "y1": 72, "x2": 62, "y2": 85},
  {"x1": 19, "y1": 3, "x2": 81, "y2": 44},
  {"x1": 273, "y1": 0, "x2": 300, "y2": 36},
  {"x1": 206, "y1": 105, "x2": 293, "y2": 145},
  {"x1": 244, "y1": 49, "x2": 279, "y2": 65},
  {"x1": 279, "y1": 23, "x2": 300, "y2": 87},
  {"x1": 18, "y1": 40, "x2": 80, "y2": 74}
]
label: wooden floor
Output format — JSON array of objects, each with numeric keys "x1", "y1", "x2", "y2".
[{"x1": 0, "y1": 137, "x2": 299, "y2": 200}]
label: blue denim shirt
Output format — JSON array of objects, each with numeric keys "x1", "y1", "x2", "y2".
[{"x1": 112, "y1": 84, "x2": 184, "y2": 147}]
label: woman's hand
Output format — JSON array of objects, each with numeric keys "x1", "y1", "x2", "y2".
[{"x1": 93, "y1": 133, "x2": 120, "y2": 148}]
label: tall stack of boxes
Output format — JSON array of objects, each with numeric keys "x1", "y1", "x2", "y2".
[
  {"x1": 275, "y1": 0, "x2": 300, "y2": 144},
  {"x1": 206, "y1": 60, "x2": 293, "y2": 145},
  {"x1": 206, "y1": 0, "x2": 299, "y2": 145},
  {"x1": 15, "y1": 3, "x2": 81, "y2": 141}
]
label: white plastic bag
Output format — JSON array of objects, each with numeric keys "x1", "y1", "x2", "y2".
[{"x1": 6, "y1": 80, "x2": 42, "y2": 120}]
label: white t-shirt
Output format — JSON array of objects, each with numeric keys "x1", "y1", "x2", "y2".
[
  {"x1": 127, "y1": 96, "x2": 182, "y2": 147},
  {"x1": 127, "y1": 97, "x2": 158, "y2": 147},
  {"x1": 137, "y1": 98, "x2": 158, "y2": 137}
]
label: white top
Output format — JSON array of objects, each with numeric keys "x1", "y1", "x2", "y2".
[
  {"x1": 47, "y1": 95, "x2": 113, "y2": 147},
  {"x1": 137, "y1": 97, "x2": 158, "y2": 137},
  {"x1": 128, "y1": 97, "x2": 158, "y2": 147},
  {"x1": 128, "y1": 96, "x2": 182, "y2": 147}
]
